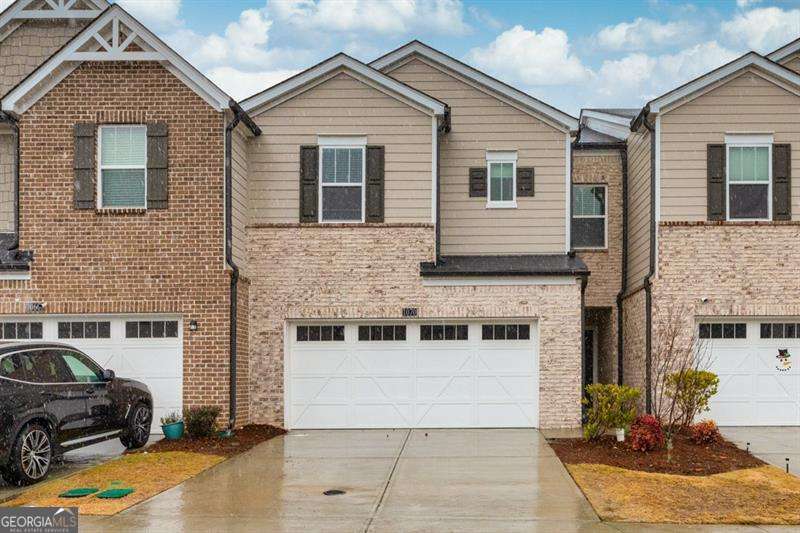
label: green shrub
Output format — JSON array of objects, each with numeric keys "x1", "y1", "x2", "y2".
[
  {"x1": 582, "y1": 383, "x2": 641, "y2": 441},
  {"x1": 665, "y1": 369, "x2": 719, "y2": 428},
  {"x1": 183, "y1": 405, "x2": 221, "y2": 438},
  {"x1": 160, "y1": 411, "x2": 182, "y2": 425}
]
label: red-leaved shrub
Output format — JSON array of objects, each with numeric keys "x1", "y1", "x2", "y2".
[
  {"x1": 629, "y1": 415, "x2": 664, "y2": 452},
  {"x1": 689, "y1": 420, "x2": 721, "y2": 445}
]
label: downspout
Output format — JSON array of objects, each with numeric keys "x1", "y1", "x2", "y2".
[
  {"x1": 615, "y1": 146, "x2": 628, "y2": 385},
  {"x1": 0, "y1": 112, "x2": 19, "y2": 250},
  {"x1": 642, "y1": 112, "x2": 657, "y2": 414},
  {"x1": 580, "y1": 273, "x2": 588, "y2": 421},
  {"x1": 435, "y1": 107, "x2": 450, "y2": 264},
  {"x1": 223, "y1": 101, "x2": 261, "y2": 431}
]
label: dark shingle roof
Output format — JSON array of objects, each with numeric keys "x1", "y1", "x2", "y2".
[
  {"x1": 583, "y1": 108, "x2": 640, "y2": 119},
  {"x1": 420, "y1": 254, "x2": 588, "y2": 277}
]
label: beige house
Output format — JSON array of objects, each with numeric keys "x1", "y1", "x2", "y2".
[{"x1": 0, "y1": 0, "x2": 797, "y2": 432}]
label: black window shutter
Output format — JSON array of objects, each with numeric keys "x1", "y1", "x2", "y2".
[
  {"x1": 517, "y1": 167, "x2": 534, "y2": 197},
  {"x1": 365, "y1": 145, "x2": 384, "y2": 223},
  {"x1": 707, "y1": 144, "x2": 726, "y2": 221},
  {"x1": 73, "y1": 123, "x2": 96, "y2": 209},
  {"x1": 299, "y1": 146, "x2": 319, "y2": 223},
  {"x1": 146, "y1": 123, "x2": 168, "y2": 209},
  {"x1": 469, "y1": 167, "x2": 487, "y2": 197},
  {"x1": 773, "y1": 144, "x2": 791, "y2": 221}
]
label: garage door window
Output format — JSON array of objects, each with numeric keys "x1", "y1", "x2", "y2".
[
  {"x1": 0, "y1": 322, "x2": 43, "y2": 340},
  {"x1": 58, "y1": 321, "x2": 111, "y2": 339},
  {"x1": 296, "y1": 325, "x2": 345, "y2": 342},
  {"x1": 760, "y1": 323, "x2": 800, "y2": 339},
  {"x1": 420, "y1": 324, "x2": 468, "y2": 341},
  {"x1": 482, "y1": 324, "x2": 531, "y2": 340},
  {"x1": 126, "y1": 320, "x2": 179, "y2": 339},
  {"x1": 358, "y1": 325, "x2": 406, "y2": 341},
  {"x1": 699, "y1": 322, "x2": 746, "y2": 339}
]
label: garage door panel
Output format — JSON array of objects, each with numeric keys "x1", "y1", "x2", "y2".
[
  {"x1": 118, "y1": 347, "x2": 180, "y2": 377},
  {"x1": 287, "y1": 321, "x2": 539, "y2": 429}
]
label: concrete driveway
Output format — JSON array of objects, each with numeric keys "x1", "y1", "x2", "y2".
[{"x1": 722, "y1": 427, "x2": 800, "y2": 476}]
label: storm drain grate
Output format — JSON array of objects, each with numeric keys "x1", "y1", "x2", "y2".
[{"x1": 323, "y1": 489, "x2": 346, "y2": 496}]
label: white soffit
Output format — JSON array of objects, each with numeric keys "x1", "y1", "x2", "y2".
[
  {"x1": 240, "y1": 53, "x2": 447, "y2": 116},
  {"x1": 370, "y1": 40, "x2": 578, "y2": 132},
  {"x1": 648, "y1": 52, "x2": 800, "y2": 113},
  {"x1": 2, "y1": 4, "x2": 232, "y2": 114}
]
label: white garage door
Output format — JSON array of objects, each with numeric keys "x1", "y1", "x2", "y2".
[
  {"x1": 0, "y1": 316, "x2": 182, "y2": 433},
  {"x1": 705, "y1": 320, "x2": 800, "y2": 426},
  {"x1": 286, "y1": 321, "x2": 539, "y2": 429}
]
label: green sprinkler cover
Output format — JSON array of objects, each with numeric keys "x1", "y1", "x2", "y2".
[
  {"x1": 58, "y1": 488, "x2": 99, "y2": 498},
  {"x1": 96, "y1": 488, "x2": 135, "y2": 499}
]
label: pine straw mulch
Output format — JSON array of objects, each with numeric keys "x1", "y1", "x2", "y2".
[
  {"x1": 4, "y1": 424, "x2": 285, "y2": 515},
  {"x1": 549, "y1": 433, "x2": 764, "y2": 475}
]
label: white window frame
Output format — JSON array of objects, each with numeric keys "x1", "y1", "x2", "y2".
[
  {"x1": 318, "y1": 138, "x2": 366, "y2": 223},
  {"x1": 97, "y1": 124, "x2": 148, "y2": 209},
  {"x1": 486, "y1": 151, "x2": 517, "y2": 209},
  {"x1": 572, "y1": 183, "x2": 607, "y2": 250},
  {"x1": 725, "y1": 134, "x2": 773, "y2": 222}
]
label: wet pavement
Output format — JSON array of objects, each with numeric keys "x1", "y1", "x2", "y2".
[
  {"x1": 77, "y1": 428, "x2": 800, "y2": 533},
  {"x1": 722, "y1": 426, "x2": 800, "y2": 476}
]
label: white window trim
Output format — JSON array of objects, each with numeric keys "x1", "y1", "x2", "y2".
[
  {"x1": 97, "y1": 125, "x2": 148, "y2": 210},
  {"x1": 318, "y1": 144, "x2": 366, "y2": 223},
  {"x1": 725, "y1": 138, "x2": 772, "y2": 222},
  {"x1": 486, "y1": 151, "x2": 517, "y2": 209},
  {"x1": 572, "y1": 184, "x2": 607, "y2": 250}
]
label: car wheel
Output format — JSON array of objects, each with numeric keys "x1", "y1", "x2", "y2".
[
  {"x1": 121, "y1": 403, "x2": 151, "y2": 450},
  {"x1": 4, "y1": 424, "x2": 52, "y2": 486}
]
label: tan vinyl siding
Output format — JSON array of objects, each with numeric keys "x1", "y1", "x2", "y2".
[
  {"x1": 0, "y1": 20, "x2": 88, "y2": 96},
  {"x1": 387, "y1": 57, "x2": 567, "y2": 255},
  {"x1": 248, "y1": 71, "x2": 432, "y2": 224},
  {"x1": 660, "y1": 69, "x2": 800, "y2": 221},
  {"x1": 231, "y1": 122, "x2": 248, "y2": 275},
  {"x1": 626, "y1": 125, "x2": 652, "y2": 290},
  {"x1": 779, "y1": 52, "x2": 800, "y2": 75},
  {"x1": 0, "y1": 132, "x2": 13, "y2": 233}
]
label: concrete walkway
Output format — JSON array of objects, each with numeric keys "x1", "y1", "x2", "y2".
[
  {"x1": 722, "y1": 427, "x2": 800, "y2": 476},
  {"x1": 78, "y1": 429, "x2": 799, "y2": 532}
]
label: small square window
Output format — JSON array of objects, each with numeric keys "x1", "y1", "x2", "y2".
[
  {"x1": 308, "y1": 326, "x2": 320, "y2": 342},
  {"x1": 432, "y1": 325, "x2": 444, "y2": 341},
  {"x1": 761, "y1": 323, "x2": 772, "y2": 339},
  {"x1": 735, "y1": 323, "x2": 746, "y2": 339},
  {"x1": 297, "y1": 326, "x2": 308, "y2": 342},
  {"x1": 421, "y1": 325, "x2": 432, "y2": 341},
  {"x1": 383, "y1": 325, "x2": 394, "y2": 341},
  {"x1": 139, "y1": 321, "x2": 152, "y2": 338},
  {"x1": 333, "y1": 326, "x2": 345, "y2": 341},
  {"x1": 518, "y1": 325, "x2": 530, "y2": 340},
  {"x1": 699, "y1": 323, "x2": 710, "y2": 339},
  {"x1": 16, "y1": 323, "x2": 29, "y2": 339},
  {"x1": 152, "y1": 321, "x2": 165, "y2": 338},
  {"x1": 30, "y1": 322, "x2": 42, "y2": 339},
  {"x1": 2, "y1": 323, "x2": 13, "y2": 339},
  {"x1": 321, "y1": 326, "x2": 333, "y2": 341},
  {"x1": 788, "y1": 324, "x2": 797, "y2": 339},
  {"x1": 482, "y1": 325, "x2": 493, "y2": 340},
  {"x1": 773, "y1": 323, "x2": 785, "y2": 339},
  {"x1": 444, "y1": 325, "x2": 455, "y2": 340},
  {"x1": 85, "y1": 322, "x2": 98, "y2": 338},
  {"x1": 358, "y1": 326, "x2": 369, "y2": 341},
  {"x1": 126, "y1": 321, "x2": 138, "y2": 338},
  {"x1": 165, "y1": 321, "x2": 178, "y2": 338},
  {"x1": 507, "y1": 324, "x2": 518, "y2": 340},
  {"x1": 58, "y1": 322, "x2": 71, "y2": 339},
  {"x1": 711, "y1": 323, "x2": 723, "y2": 339},
  {"x1": 395, "y1": 325, "x2": 406, "y2": 341},
  {"x1": 71, "y1": 321, "x2": 84, "y2": 339},
  {"x1": 723, "y1": 323, "x2": 734, "y2": 339},
  {"x1": 494, "y1": 325, "x2": 506, "y2": 340},
  {"x1": 457, "y1": 325, "x2": 469, "y2": 341},
  {"x1": 371, "y1": 325, "x2": 382, "y2": 341}
]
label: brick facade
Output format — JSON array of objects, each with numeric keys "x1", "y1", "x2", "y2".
[
  {"x1": 573, "y1": 148, "x2": 624, "y2": 384},
  {"x1": 1, "y1": 61, "x2": 241, "y2": 423},
  {"x1": 621, "y1": 287, "x2": 647, "y2": 397},
  {"x1": 248, "y1": 224, "x2": 583, "y2": 429}
]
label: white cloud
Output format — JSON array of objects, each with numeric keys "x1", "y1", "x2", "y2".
[
  {"x1": 205, "y1": 66, "x2": 298, "y2": 101},
  {"x1": 116, "y1": 0, "x2": 182, "y2": 31},
  {"x1": 0, "y1": 0, "x2": 13, "y2": 11},
  {"x1": 468, "y1": 5, "x2": 503, "y2": 30},
  {"x1": 596, "y1": 17, "x2": 699, "y2": 51},
  {"x1": 467, "y1": 25, "x2": 592, "y2": 86},
  {"x1": 735, "y1": 0, "x2": 761, "y2": 7},
  {"x1": 721, "y1": 7, "x2": 800, "y2": 52},
  {"x1": 269, "y1": 0, "x2": 469, "y2": 35}
]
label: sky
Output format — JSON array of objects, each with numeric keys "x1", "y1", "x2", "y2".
[{"x1": 33, "y1": 1, "x2": 800, "y2": 115}]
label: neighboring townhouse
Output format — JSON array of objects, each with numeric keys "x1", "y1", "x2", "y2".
[
  {"x1": 0, "y1": 1, "x2": 261, "y2": 430},
  {"x1": 622, "y1": 38, "x2": 800, "y2": 427}
]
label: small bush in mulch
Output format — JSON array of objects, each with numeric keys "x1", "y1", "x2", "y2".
[
  {"x1": 130, "y1": 424, "x2": 286, "y2": 458},
  {"x1": 689, "y1": 420, "x2": 722, "y2": 445},
  {"x1": 629, "y1": 415, "x2": 664, "y2": 452},
  {"x1": 549, "y1": 432, "x2": 764, "y2": 476}
]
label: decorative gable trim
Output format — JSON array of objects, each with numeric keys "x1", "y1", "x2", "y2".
[
  {"x1": 239, "y1": 53, "x2": 447, "y2": 117},
  {"x1": 767, "y1": 37, "x2": 800, "y2": 63},
  {"x1": 648, "y1": 52, "x2": 800, "y2": 113},
  {"x1": 370, "y1": 40, "x2": 578, "y2": 132},
  {"x1": 0, "y1": 0, "x2": 107, "y2": 25},
  {"x1": 2, "y1": 4, "x2": 232, "y2": 115}
]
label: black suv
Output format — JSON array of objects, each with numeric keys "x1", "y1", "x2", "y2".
[{"x1": 0, "y1": 342, "x2": 152, "y2": 485}]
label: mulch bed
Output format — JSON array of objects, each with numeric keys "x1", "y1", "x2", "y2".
[
  {"x1": 549, "y1": 433, "x2": 764, "y2": 476},
  {"x1": 130, "y1": 424, "x2": 286, "y2": 458}
]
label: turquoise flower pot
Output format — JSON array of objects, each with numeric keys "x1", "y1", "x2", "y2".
[{"x1": 162, "y1": 421, "x2": 184, "y2": 440}]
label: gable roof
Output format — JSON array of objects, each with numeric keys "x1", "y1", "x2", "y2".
[
  {"x1": 2, "y1": 4, "x2": 232, "y2": 115},
  {"x1": 647, "y1": 51, "x2": 800, "y2": 113},
  {"x1": 767, "y1": 37, "x2": 800, "y2": 63},
  {"x1": 239, "y1": 53, "x2": 447, "y2": 116},
  {"x1": 0, "y1": 0, "x2": 107, "y2": 40},
  {"x1": 370, "y1": 40, "x2": 578, "y2": 132}
]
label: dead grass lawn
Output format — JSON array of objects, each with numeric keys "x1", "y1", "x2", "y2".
[
  {"x1": 3, "y1": 451, "x2": 223, "y2": 515},
  {"x1": 568, "y1": 463, "x2": 800, "y2": 524}
]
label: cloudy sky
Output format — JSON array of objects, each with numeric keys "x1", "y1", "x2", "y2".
[{"x1": 74, "y1": 1, "x2": 800, "y2": 115}]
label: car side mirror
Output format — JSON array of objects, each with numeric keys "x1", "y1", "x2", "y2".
[{"x1": 102, "y1": 369, "x2": 115, "y2": 381}]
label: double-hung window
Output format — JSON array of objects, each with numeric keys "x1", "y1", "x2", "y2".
[
  {"x1": 98, "y1": 125, "x2": 147, "y2": 208},
  {"x1": 486, "y1": 151, "x2": 517, "y2": 208},
  {"x1": 319, "y1": 138, "x2": 365, "y2": 222},
  {"x1": 571, "y1": 184, "x2": 606, "y2": 249},
  {"x1": 726, "y1": 135, "x2": 772, "y2": 220}
]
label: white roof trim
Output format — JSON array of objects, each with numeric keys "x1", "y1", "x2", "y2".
[
  {"x1": 240, "y1": 53, "x2": 446, "y2": 116},
  {"x1": 580, "y1": 109, "x2": 631, "y2": 127},
  {"x1": 0, "y1": 0, "x2": 107, "y2": 30},
  {"x1": 2, "y1": 4, "x2": 231, "y2": 114},
  {"x1": 767, "y1": 38, "x2": 800, "y2": 63},
  {"x1": 649, "y1": 52, "x2": 800, "y2": 113},
  {"x1": 370, "y1": 41, "x2": 577, "y2": 131}
]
